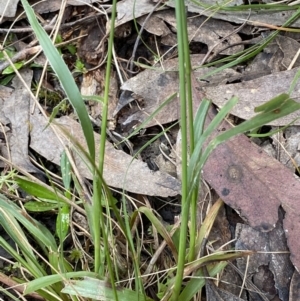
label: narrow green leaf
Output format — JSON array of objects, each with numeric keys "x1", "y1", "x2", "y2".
[
  {"x1": 24, "y1": 272, "x2": 99, "y2": 295},
  {"x1": 15, "y1": 176, "x2": 65, "y2": 203},
  {"x1": 56, "y1": 205, "x2": 70, "y2": 242},
  {"x1": 193, "y1": 99, "x2": 211, "y2": 141},
  {"x1": 178, "y1": 261, "x2": 227, "y2": 301},
  {"x1": 0, "y1": 196, "x2": 57, "y2": 252},
  {"x1": 138, "y1": 207, "x2": 178, "y2": 260},
  {"x1": 254, "y1": 93, "x2": 290, "y2": 113},
  {"x1": 60, "y1": 150, "x2": 71, "y2": 192},
  {"x1": 61, "y1": 277, "x2": 154, "y2": 301},
  {"x1": 0, "y1": 74, "x2": 14, "y2": 85},
  {"x1": 20, "y1": 0, "x2": 95, "y2": 160},
  {"x1": 2, "y1": 61, "x2": 24, "y2": 74},
  {"x1": 24, "y1": 201, "x2": 60, "y2": 212}
]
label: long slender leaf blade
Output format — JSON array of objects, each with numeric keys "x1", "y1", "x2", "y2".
[
  {"x1": 178, "y1": 261, "x2": 227, "y2": 301},
  {"x1": 215, "y1": 94, "x2": 300, "y2": 145},
  {"x1": 0, "y1": 237, "x2": 45, "y2": 278},
  {"x1": 15, "y1": 176, "x2": 66, "y2": 203},
  {"x1": 24, "y1": 272, "x2": 99, "y2": 295},
  {"x1": 188, "y1": 93, "x2": 300, "y2": 197},
  {"x1": 138, "y1": 207, "x2": 178, "y2": 259},
  {"x1": 188, "y1": 96, "x2": 238, "y2": 184},
  {"x1": 61, "y1": 277, "x2": 153, "y2": 301},
  {"x1": 20, "y1": 0, "x2": 95, "y2": 160},
  {"x1": 0, "y1": 197, "x2": 57, "y2": 251},
  {"x1": 193, "y1": 99, "x2": 211, "y2": 140}
]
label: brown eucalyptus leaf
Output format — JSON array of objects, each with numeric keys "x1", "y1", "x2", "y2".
[
  {"x1": 0, "y1": 0, "x2": 19, "y2": 18},
  {"x1": 0, "y1": 69, "x2": 39, "y2": 173},
  {"x1": 115, "y1": 0, "x2": 166, "y2": 27},
  {"x1": 203, "y1": 68, "x2": 300, "y2": 125},
  {"x1": 155, "y1": 10, "x2": 243, "y2": 55},
  {"x1": 190, "y1": 75, "x2": 300, "y2": 271},
  {"x1": 203, "y1": 128, "x2": 300, "y2": 271},
  {"x1": 119, "y1": 54, "x2": 241, "y2": 128},
  {"x1": 29, "y1": 113, "x2": 180, "y2": 197}
]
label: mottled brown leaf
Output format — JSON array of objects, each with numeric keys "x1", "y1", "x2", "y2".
[
  {"x1": 190, "y1": 74, "x2": 300, "y2": 271},
  {"x1": 30, "y1": 113, "x2": 180, "y2": 197},
  {"x1": 120, "y1": 54, "x2": 240, "y2": 128},
  {"x1": 203, "y1": 68, "x2": 300, "y2": 126},
  {"x1": 0, "y1": 69, "x2": 39, "y2": 172}
]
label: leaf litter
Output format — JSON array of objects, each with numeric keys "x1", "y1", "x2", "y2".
[{"x1": 1, "y1": 0, "x2": 300, "y2": 300}]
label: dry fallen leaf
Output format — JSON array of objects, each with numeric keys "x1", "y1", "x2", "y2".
[
  {"x1": 0, "y1": 0, "x2": 19, "y2": 18},
  {"x1": 0, "y1": 0, "x2": 101, "y2": 20},
  {"x1": 119, "y1": 54, "x2": 241, "y2": 128},
  {"x1": 203, "y1": 67, "x2": 300, "y2": 126},
  {"x1": 166, "y1": 0, "x2": 300, "y2": 27},
  {"x1": 115, "y1": 0, "x2": 166, "y2": 27},
  {"x1": 0, "y1": 69, "x2": 39, "y2": 173},
  {"x1": 33, "y1": 0, "x2": 101, "y2": 14},
  {"x1": 198, "y1": 95, "x2": 300, "y2": 272},
  {"x1": 29, "y1": 113, "x2": 181, "y2": 197},
  {"x1": 154, "y1": 10, "x2": 243, "y2": 55}
]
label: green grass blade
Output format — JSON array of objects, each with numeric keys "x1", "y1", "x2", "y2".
[
  {"x1": 15, "y1": 176, "x2": 67, "y2": 203},
  {"x1": 138, "y1": 207, "x2": 178, "y2": 260},
  {"x1": 178, "y1": 261, "x2": 227, "y2": 301},
  {"x1": 193, "y1": 99, "x2": 211, "y2": 140},
  {"x1": 0, "y1": 196, "x2": 57, "y2": 252},
  {"x1": 24, "y1": 271, "x2": 99, "y2": 295},
  {"x1": 61, "y1": 277, "x2": 154, "y2": 301},
  {"x1": 188, "y1": 96, "x2": 238, "y2": 184},
  {"x1": 20, "y1": 0, "x2": 95, "y2": 160}
]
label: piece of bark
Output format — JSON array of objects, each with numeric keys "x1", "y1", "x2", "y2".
[
  {"x1": 235, "y1": 208, "x2": 293, "y2": 301},
  {"x1": 289, "y1": 270, "x2": 300, "y2": 301}
]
